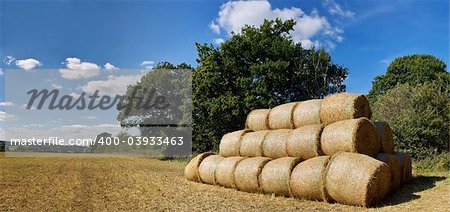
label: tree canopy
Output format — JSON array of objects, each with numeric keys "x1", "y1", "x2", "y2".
[
  {"x1": 368, "y1": 54, "x2": 447, "y2": 103},
  {"x1": 192, "y1": 19, "x2": 348, "y2": 153}
]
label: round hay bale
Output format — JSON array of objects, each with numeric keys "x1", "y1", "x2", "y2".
[
  {"x1": 268, "y1": 102, "x2": 298, "y2": 129},
  {"x1": 262, "y1": 129, "x2": 291, "y2": 158},
  {"x1": 215, "y1": 156, "x2": 246, "y2": 189},
  {"x1": 246, "y1": 109, "x2": 270, "y2": 131},
  {"x1": 260, "y1": 157, "x2": 302, "y2": 196},
  {"x1": 234, "y1": 157, "x2": 271, "y2": 193},
  {"x1": 373, "y1": 121, "x2": 395, "y2": 153},
  {"x1": 198, "y1": 155, "x2": 225, "y2": 185},
  {"x1": 290, "y1": 156, "x2": 331, "y2": 200},
  {"x1": 320, "y1": 118, "x2": 380, "y2": 157},
  {"x1": 376, "y1": 153, "x2": 402, "y2": 191},
  {"x1": 219, "y1": 130, "x2": 250, "y2": 157},
  {"x1": 293, "y1": 99, "x2": 322, "y2": 128},
  {"x1": 320, "y1": 93, "x2": 372, "y2": 125},
  {"x1": 286, "y1": 124, "x2": 323, "y2": 159},
  {"x1": 323, "y1": 152, "x2": 391, "y2": 207},
  {"x1": 394, "y1": 152, "x2": 412, "y2": 184},
  {"x1": 240, "y1": 130, "x2": 269, "y2": 157},
  {"x1": 184, "y1": 152, "x2": 214, "y2": 182}
]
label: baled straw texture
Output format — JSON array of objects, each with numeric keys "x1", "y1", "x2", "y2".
[
  {"x1": 321, "y1": 118, "x2": 380, "y2": 157},
  {"x1": 394, "y1": 152, "x2": 412, "y2": 184},
  {"x1": 323, "y1": 152, "x2": 391, "y2": 207},
  {"x1": 184, "y1": 152, "x2": 214, "y2": 182},
  {"x1": 290, "y1": 156, "x2": 330, "y2": 200},
  {"x1": 286, "y1": 124, "x2": 323, "y2": 159},
  {"x1": 246, "y1": 109, "x2": 270, "y2": 131},
  {"x1": 293, "y1": 99, "x2": 322, "y2": 128},
  {"x1": 262, "y1": 129, "x2": 291, "y2": 158},
  {"x1": 234, "y1": 157, "x2": 271, "y2": 193},
  {"x1": 320, "y1": 93, "x2": 372, "y2": 125},
  {"x1": 373, "y1": 121, "x2": 395, "y2": 153},
  {"x1": 268, "y1": 102, "x2": 298, "y2": 129},
  {"x1": 198, "y1": 155, "x2": 225, "y2": 185},
  {"x1": 215, "y1": 156, "x2": 246, "y2": 189},
  {"x1": 219, "y1": 130, "x2": 250, "y2": 157},
  {"x1": 240, "y1": 130, "x2": 269, "y2": 157},
  {"x1": 260, "y1": 157, "x2": 302, "y2": 196},
  {"x1": 376, "y1": 153, "x2": 402, "y2": 191}
]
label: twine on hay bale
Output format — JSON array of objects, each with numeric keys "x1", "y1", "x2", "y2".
[
  {"x1": 240, "y1": 130, "x2": 269, "y2": 157},
  {"x1": 184, "y1": 152, "x2": 214, "y2": 182},
  {"x1": 234, "y1": 157, "x2": 271, "y2": 193},
  {"x1": 320, "y1": 93, "x2": 372, "y2": 125},
  {"x1": 260, "y1": 157, "x2": 302, "y2": 196},
  {"x1": 262, "y1": 129, "x2": 291, "y2": 158},
  {"x1": 323, "y1": 152, "x2": 391, "y2": 207},
  {"x1": 215, "y1": 156, "x2": 247, "y2": 189},
  {"x1": 286, "y1": 124, "x2": 323, "y2": 159},
  {"x1": 293, "y1": 99, "x2": 322, "y2": 128},
  {"x1": 198, "y1": 154, "x2": 225, "y2": 185},
  {"x1": 290, "y1": 156, "x2": 331, "y2": 201},
  {"x1": 246, "y1": 109, "x2": 271, "y2": 131},
  {"x1": 219, "y1": 129, "x2": 250, "y2": 157},
  {"x1": 373, "y1": 121, "x2": 395, "y2": 153},
  {"x1": 268, "y1": 102, "x2": 298, "y2": 129},
  {"x1": 320, "y1": 118, "x2": 380, "y2": 157},
  {"x1": 394, "y1": 152, "x2": 413, "y2": 184},
  {"x1": 376, "y1": 153, "x2": 402, "y2": 191}
]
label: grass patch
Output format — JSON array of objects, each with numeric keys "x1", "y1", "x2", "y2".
[{"x1": 413, "y1": 153, "x2": 450, "y2": 173}]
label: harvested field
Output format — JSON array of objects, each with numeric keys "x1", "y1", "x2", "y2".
[{"x1": 0, "y1": 156, "x2": 448, "y2": 211}]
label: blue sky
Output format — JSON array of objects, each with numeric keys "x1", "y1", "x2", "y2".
[{"x1": 0, "y1": 0, "x2": 448, "y2": 137}]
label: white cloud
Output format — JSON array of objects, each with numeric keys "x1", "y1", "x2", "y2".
[
  {"x1": 0, "y1": 68, "x2": 3, "y2": 75},
  {"x1": 51, "y1": 83, "x2": 63, "y2": 89},
  {"x1": 0, "y1": 111, "x2": 15, "y2": 121},
  {"x1": 59, "y1": 57, "x2": 100, "y2": 80},
  {"x1": 322, "y1": 0, "x2": 355, "y2": 18},
  {"x1": 210, "y1": 0, "x2": 343, "y2": 49},
  {"x1": 209, "y1": 22, "x2": 221, "y2": 34},
  {"x1": 0, "y1": 102, "x2": 15, "y2": 107},
  {"x1": 15, "y1": 58, "x2": 42, "y2": 70},
  {"x1": 214, "y1": 38, "x2": 225, "y2": 44},
  {"x1": 4, "y1": 56, "x2": 16, "y2": 65},
  {"x1": 141, "y1": 60, "x2": 155, "y2": 69},
  {"x1": 82, "y1": 74, "x2": 142, "y2": 96},
  {"x1": 83, "y1": 116, "x2": 98, "y2": 120},
  {"x1": 104, "y1": 63, "x2": 119, "y2": 72},
  {"x1": 22, "y1": 104, "x2": 36, "y2": 110}
]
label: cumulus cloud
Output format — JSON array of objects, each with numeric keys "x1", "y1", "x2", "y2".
[
  {"x1": 104, "y1": 63, "x2": 119, "y2": 72},
  {"x1": 0, "y1": 111, "x2": 15, "y2": 121},
  {"x1": 0, "y1": 68, "x2": 3, "y2": 75},
  {"x1": 0, "y1": 102, "x2": 15, "y2": 107},
  {"x1": 214, "y1": 38, "x2": 225, "y2": 44},
  {"x1": 322, "y1": 0, "x2": 355, "y2": 18},
  {"x1": 210, "y1": 0, "x2": 343, "y2": 49},
  {"x1": 15, "y1": 58, "x2": 42, "y2": 70},
  {"x1": 4, "y1": 56, "x2": 16, "y2": 65},
  {"x1": 59, "y1": 57, "x2": 100, "y2": 80},
  {"x1": 141, "y1": 60, "x2": 155, "y2": 69},
  {"x1": 82, "y1": 74, "x2": 142, "y2": 96}
]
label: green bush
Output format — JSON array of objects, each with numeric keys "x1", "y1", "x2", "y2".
[{"x1": 372, "y1": 77, "x2": 450, "y2": 159}]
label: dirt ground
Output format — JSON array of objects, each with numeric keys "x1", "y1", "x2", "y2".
[{"x1": 0, "y1": 156, "x2": 448, "y2": 211}]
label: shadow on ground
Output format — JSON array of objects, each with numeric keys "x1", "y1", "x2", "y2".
[{"x1": 378, "y1": 175, "x2": 447, "y2": 207}]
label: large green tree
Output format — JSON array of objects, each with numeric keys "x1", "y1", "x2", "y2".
[
  {"x1": 193, "y1": 19, "x2": 348, "y2": 153},
  {"x1": 368, "y1": 54, "x2": 447, "y2": 103}
]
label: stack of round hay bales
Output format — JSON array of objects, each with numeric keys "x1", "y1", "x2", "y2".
[
  {"x1": 320, "y1": 93, "x2": 372, "y2": 125},
  {"x1": 322, "y1": 152, "x2": 391, "y2": 207},
  {"x1": 185, "y1": 92, "x2": 414, "y2": 208},
  {"x1": 321, "y1": 117, "x2": 380, "y2": 157}
]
